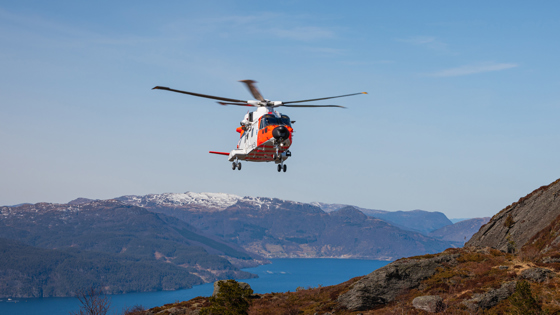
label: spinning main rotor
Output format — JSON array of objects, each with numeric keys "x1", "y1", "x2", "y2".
[{"x1": 152, "y1": 80, "x2": 367, "y2": 108}]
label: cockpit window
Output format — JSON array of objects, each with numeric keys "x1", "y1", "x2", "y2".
[
  {"x1": 281, "y1": 115, "x2": 291, "y2": 127},
  {"x1": 260, "y1": 114, "x2": 291, "y2": 129}
]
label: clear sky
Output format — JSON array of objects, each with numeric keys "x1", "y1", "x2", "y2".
[{"x1": 1, "y1": 1, "x2": 559, "y2": 218}]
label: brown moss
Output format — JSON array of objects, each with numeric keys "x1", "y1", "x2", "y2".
[
  {"x1": 248, "y1": 277, "x2": 361, "y2": 315},
  {"x1": 406, "y1": 253, "x2": 437, "y2": 260},
  {"x1": 457, "y1": 252, "x2": 485, "y2": 263}
]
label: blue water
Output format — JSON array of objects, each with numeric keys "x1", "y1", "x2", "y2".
[{"x1": 0, "y1": 258, "x2": 389, "y2": 315}]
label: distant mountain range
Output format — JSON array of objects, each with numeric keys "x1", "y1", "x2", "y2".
[
  {"x1": 114, "y1": 192, "x2": 470, "y2": 259},
  {"x1": 429, "y1": 217, "x2": 490, "y2": 242},
  {"x1": 0, "y1": 200, "x2": 260, "y2": 298},
  {"x1": 311, "y1": 202, "x2": 453, "y2": 234},
  {"x1": 0, "y1": 192, "x2": 489, "y2": 297}
]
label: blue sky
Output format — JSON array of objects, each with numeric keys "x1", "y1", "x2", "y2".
[{"x1": 1, "y1": 1, "x2": 559, "y2": 218}]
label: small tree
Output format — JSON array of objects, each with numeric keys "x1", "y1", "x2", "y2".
[
  {"x1": 504, "y1": 213, "x2": 516, "y2": 228},
  {"x1": 508, "y1": 280, "x2": 541, "y2": 315},
  {"x1": 506, "y1": 233, "x2": 516, "y2": 254},
  {"x1": 199, "y1": 280, "x2": 253, "y2": 315},
  {"x1": 122, "y1": 305, "x2": 145, "y2": 315},
  {"x1": 69, "y1": 286, "x2": 111, "y2": 315}
]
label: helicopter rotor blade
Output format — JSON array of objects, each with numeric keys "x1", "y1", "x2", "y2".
[
  {"x1": 283, "y1": 92, "x2": 367, "y2": 104},
  {"x1": 217, "y1": 102, "x2": 257, "y2": 107},
  {"x1": 280, "y1": 104, "x2": 346, "y2": 108},
  {"x1": 239, "y1": 80, "x2": 265, "y2": 101},
  {"x1": 152, "y1": 86, "x2": 247, "y2": 103}
]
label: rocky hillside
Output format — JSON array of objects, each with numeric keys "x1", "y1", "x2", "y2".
[
  {"x1": 467, "y1": 178, "x2": 560, "y2": 252},
  {"x1": 144, "y1": 246, "x2": 560, "y2": 314},
  {"x1": 0, "y1": 200, "x2": 261, "y2": 297},
  {"x1": 116, "y1": 194, "x2": 461, "y2": 260},
  {"x1": 429, "y1": 217, "x2": 490, "y2": 243},
  {"x1": 142, "y1": 177, "x2": 560, "y2": 314}
]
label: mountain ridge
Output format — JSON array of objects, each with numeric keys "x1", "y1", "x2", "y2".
[
  {"x1": 0, "y1": 200, "x2": 261, "y2": 297},
  {"x1": 467, "y1": 178, "x2": 560, "y2": 251},
  {"x1": 115, "y1": 194, "x2": 462, "y2": 260}
]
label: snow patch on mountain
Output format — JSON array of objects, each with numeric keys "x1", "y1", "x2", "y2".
[
  {"x1": 114, "y1": 192, "x2": 304, "y2": 211},
  {"x1": 116, "y1": 192, "x2": 244, "y2": 210}
]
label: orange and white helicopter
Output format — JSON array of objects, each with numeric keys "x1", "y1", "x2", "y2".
[{"x1": 153, "y1": 80, "x2": 366, "y2": 172}]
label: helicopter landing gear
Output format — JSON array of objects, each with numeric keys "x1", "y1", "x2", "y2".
[
  {"x1": 277, "y1": 162, "x2": 287, "y2": 173},
  {"x1": 232, "y1": 160, "x2": 242, "y2": 171}
]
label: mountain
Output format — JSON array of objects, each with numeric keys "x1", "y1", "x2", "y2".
[
  {"x1": 116, "y1": 193, "x2": 461, "y2": 260},
  {"x1": 364, "y1": 209, "x2": 453, "y2": 235},
  {"x1": 428, "y1": 217, "x2": 490, "y2": 243},
  {"x1": 0, "y1": 200, "x2": 261, "y2": 297},
  {"x1": 145, "y1": 178, "x2": 560, "y2": 314},
  {"x1": 0, "y1": 237, "x2": 202, "y2": 298},
  {"x1": 450, "y1": 218, "x2": 471, "y2": 223},
  {"x1": 117, "y1": 193, "x2": 453, "y2": 235},
  {"x1": 467, "y1": 178, "x2": 560, "y2": 252},
  {"x1": 311, "y1": 202, "x2": 453, "y2": 234}
]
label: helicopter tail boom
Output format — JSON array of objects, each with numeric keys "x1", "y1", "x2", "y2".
[{"x1": 209, "y1": 151, "x2": 230, "y2": 156}]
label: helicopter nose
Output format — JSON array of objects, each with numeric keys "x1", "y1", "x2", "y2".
[{"x1": 272, "y1": 126, "x2": 290, "y2": 141}]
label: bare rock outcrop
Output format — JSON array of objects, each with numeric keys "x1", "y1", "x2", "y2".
[
  {"x1": 520, "y1": 268, "x2": 553, "y2": 283},
  {"x1": 412, "y1": 295, "x2": 444, "y2": 313},
  {"x1": 462, "y1": 281, "x2": 516, "y2": 311},
  {"x1": 337, "y1": 253, "x2": 458, "y2": 311},
  {"x1": 466, "y1": 178, "x2": 560, "y2": 252}
]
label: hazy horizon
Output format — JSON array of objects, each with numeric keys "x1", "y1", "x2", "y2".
[{"x1": 2, "y1": 1, "x2": 559, "y2": 218}]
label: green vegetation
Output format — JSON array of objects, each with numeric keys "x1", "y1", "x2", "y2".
[
  {"x1": 175, "y1": 228, "x2": 252, "y2": 260},
  {"x1": 199, "y1": 280, "x2": 253, "y2": 315},
  {"x1": 504, "y1": 213, "x2": 516, "y2": 228},
  {"x1": 0, "y1": 202, "x2": 256, "y2": 297},
  {"x1": 0, "y1": 238, "x2": 202, "y2": 297},
  {"x1": 508, "y1": 280, "x2": 542, "y2": 315}
]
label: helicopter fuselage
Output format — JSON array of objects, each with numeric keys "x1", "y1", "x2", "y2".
[{"x1": 226, "y1": 106, "x2": 292, "y2": 164}]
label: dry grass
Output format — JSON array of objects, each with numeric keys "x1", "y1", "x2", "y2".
[{"x1": 248, "y1": 277, "x2": 361, "y2": 315}]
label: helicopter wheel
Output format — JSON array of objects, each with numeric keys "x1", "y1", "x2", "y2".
[
  {"x1": 232, "y1": 162, "x2": 237, "y2": 170},
  {"x1": 277, "y1": 164, "x2": 282, "y2": 172},
  {"x1": 283, "y1": 164, "x2": 287, "y2": 172},
  {"x1": 238, "y1": 162, "x2": 242, "y2": 170}
]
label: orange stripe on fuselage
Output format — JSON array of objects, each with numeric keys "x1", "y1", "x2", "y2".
[{"x1": 257, "y1": 125, "x2": 293, "y2": 147}]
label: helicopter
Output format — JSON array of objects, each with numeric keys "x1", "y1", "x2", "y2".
[{"x1": 153, "y1": 80, "x2": 367, "y2": 172}]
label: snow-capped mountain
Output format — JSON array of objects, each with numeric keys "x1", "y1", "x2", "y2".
[
  {"x1": 116, "y1": 192, "x2": 242, "y2": 210},
  {"x1": 114, "y1": 192, "x2": 308, "y2": 212}
]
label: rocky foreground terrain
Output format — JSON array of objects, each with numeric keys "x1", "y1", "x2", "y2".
[{"x1": 140, "y1": 178, "x2": 560, "y2": 314}]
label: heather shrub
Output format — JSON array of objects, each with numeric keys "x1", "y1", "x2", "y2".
[
  {"x1": 508, "y1": 280, "x2": 541, "y2": 315},
  {"x1": 199, "y1": 280, "x2": 253, "y2": 315}
]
